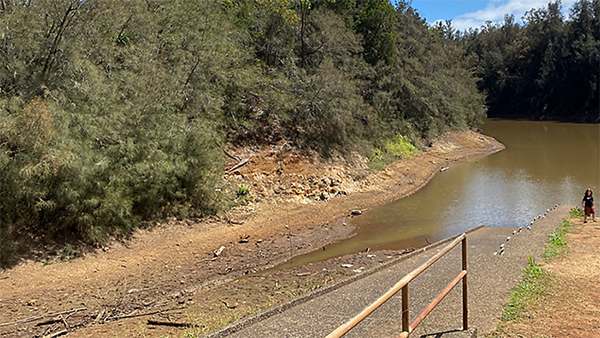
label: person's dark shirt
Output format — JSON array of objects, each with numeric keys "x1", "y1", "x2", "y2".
[{"x1": 583, "y1": 195, "x2": 594, "y2": 208}]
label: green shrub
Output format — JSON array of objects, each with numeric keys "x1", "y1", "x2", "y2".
[
  {"x1": 384, "y1": 134, "x2": 418, "y2": 159},
  {"x1": 0, "y1": 0, "x2": 488, "y2": 267}
]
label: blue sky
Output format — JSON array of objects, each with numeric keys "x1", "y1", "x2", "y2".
[{"x1": 409, "y1": 0, "x2": 579, "y2": 31}]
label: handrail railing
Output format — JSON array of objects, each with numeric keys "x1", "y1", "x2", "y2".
[{"x1": 325, "y1": 233, "x2": 468, "y2": 338}]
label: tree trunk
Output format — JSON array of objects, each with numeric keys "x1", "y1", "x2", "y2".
[{"x1": 41, "y1": 3, "x2": 79, "y2": 81}]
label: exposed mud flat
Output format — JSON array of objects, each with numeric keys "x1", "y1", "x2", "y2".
[{"x1": 0, "y1": 130, "x2": 504, "y2": 337}]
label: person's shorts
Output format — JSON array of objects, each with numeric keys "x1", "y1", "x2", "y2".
[{"x1": 585, "y1": 206, "x2": 595, "y2": 216}]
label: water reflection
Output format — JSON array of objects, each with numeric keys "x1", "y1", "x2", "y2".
[{"x1": 276, "y1": 120, "x2": 600, "y2": 268}]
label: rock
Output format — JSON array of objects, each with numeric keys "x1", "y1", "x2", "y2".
[
  {"x1": 341, "y1": 264, "x2": 353, "y2": 268},
  {"x1": 239, "y1": 234, "x2": 250, "y2": 243},
  {"x1": 351, "y1": 210, "x2": 362, "y2": 215}
]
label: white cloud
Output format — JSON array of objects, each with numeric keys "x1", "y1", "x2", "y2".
[{"x1": 451, "y1": 0, "x2": 579, "y2": 31}]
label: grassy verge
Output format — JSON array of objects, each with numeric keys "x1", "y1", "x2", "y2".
[
  {"x1": 542, "y1": 218, "x2": 574, "y2": 260},
  {"x1": 569, "y1": 207, "x2": 584, "y2": 218},
  {"x1": 497, "y1": 256, "x2": 550, "y2": 323},
  {"x1": 490, "y1": 217, "x2": 575, "y2": 337}
]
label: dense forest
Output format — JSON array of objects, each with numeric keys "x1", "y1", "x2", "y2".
[
  {"x1": 464, "y1": 0, "x2": 599, "y2": 121},
  {"x1": 0, "y1": 0, "x2": 597, "y2": 267}
]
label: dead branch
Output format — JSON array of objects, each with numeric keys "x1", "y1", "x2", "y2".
[
  {"x1": 106, "y1": 310, "x2": 161, "y2": 321},
  {"x1": 0, "y1": 308, "x2": 86, "y2": 328},
  {"x1": 93, "y1": 309, "x2": 105, "y2": 324},
  {"x1": 35, "y1": 318, "x2": 62, "y2": 327},
  {"x1": 227, "y1": 158, "x2": 249, "y2": 173},
  {"x1": 59, "y1": 315, "x2": 69, "y2": 330},
  {"x1": 103, "y1": 307, "x2": 181, "y2": 322},
  {"x1": 227, "y1": 217, "x2": 245, "y2": 225},
  {"x1": 147, "y1": 319, "x2": 197, "y2": 327},
  {"x1": 214, "y1": 141, "x2": 241, "y2": 161},
  {"x1": 42, "y1": 329, "x2": 68, "y2": 338}
]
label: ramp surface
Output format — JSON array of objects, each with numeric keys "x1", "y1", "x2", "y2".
[{"x1": 204, "y1": 205, "x2": 572, "y2": 338}]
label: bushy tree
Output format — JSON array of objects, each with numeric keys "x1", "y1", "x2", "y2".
[
  {"x1": 465, "y1": 0, "x2": 599, "y2": 122},
  {"x1": 0, "y1": 0, "x2": 489, "y2": 267}
]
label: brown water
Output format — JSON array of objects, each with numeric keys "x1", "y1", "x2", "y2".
[{"x1": 274, "y1": 120, "x2": 600, "y2": 269}]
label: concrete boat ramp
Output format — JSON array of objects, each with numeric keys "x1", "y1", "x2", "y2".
[{"x1": 202, "y1": 205, "x2": 572, "y2": 338}]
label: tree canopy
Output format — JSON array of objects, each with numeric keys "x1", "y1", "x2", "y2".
[{"x1": 463, "y1": 0, "x2": 599, "y2": 121}]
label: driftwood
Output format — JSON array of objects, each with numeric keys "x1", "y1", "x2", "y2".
[
  {"x1": 227, "y1": 218, "x2": 245, "y2": 225},
  {"x1": 147, "y1": 319, "x2": 197, "y2": 327},
  {"x1": 42, "y1": 329, "x2": 68, "y2": 338},
  {"x1": 60, "y1": 315, "x2": 69, "y2": 330},
  {"x1": 0, "y1": 307, "x2": 86, "y2": 328},
  {"x1": 214, "y1": 245, "x2": 226, "y2": 257},
  {"x1": 106, "y1": 310, "x2": 162, "y2": 321},
  {"x1": 35, "y1": 318, "x2": 62, "y2": 327},
  {"x1": 227, "y1": 158, "x2": 249, "y2": 173},
  {"x1": 93, "y1": 309, "x2": 105, "y2": 324},
  {"x1": 197, "y1": 245, "x2": 227, "y2": 263}
]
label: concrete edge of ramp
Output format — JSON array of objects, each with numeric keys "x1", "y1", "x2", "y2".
[{"x1": 201, "y1": 225, "x2": 486, "y2": 338}]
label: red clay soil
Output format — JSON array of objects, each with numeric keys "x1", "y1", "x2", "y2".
[{"x1": 0, "y1": 130, "x2": 504, "y2": 338}]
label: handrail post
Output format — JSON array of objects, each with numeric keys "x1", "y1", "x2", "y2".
[
  {"x1": 326, "y1": 233, "x2": 469, "y2": 338},
  {"x1": 462, "y1": 236, "x2": 468, "y2": 330},
  {"x1": 401, "y1": 285, "x2": 409, "y2": 333}
]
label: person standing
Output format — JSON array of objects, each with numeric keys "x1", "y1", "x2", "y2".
[{"x1": 582, "y1": 189, "x2": 596, "y2": 223}]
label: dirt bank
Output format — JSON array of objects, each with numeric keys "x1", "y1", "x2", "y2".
[{"x1": 0, "y1": 130, "x2": 504, "y2": 338}]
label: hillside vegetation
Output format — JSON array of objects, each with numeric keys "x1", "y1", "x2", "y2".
[
  {"x1": 463, "y1": 0, "x2": 599, "y2": 121},
  {"x1": 0, "y1": 0, "x2": 486, "y2": 266}
]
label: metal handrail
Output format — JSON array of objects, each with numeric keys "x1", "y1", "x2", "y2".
[{"x1": 325, "y1": 233, "x2": 468, "y2": 338}]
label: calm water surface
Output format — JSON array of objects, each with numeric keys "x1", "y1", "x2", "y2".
[{"x1": 276, "y1": 120, "x2": 600, "y2": 268}]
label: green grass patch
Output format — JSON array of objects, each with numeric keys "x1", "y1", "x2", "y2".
[
  {"x1": 236, "y1": 185, "x2": 250, "y2": 197},
  {"x1": 569, "y1": 208, "x2": 584, "y2": 218},
  {"x1": 499, "y1": 256, "x2": 549, "y2": 322},
  {"x1": 542, "y1": 219, "x2": 573, "y2": 261}
]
